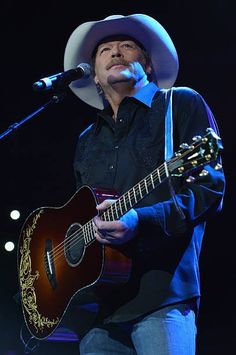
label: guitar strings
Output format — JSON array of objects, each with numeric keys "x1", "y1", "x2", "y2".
[
  {"x1": 50, "y1": 161, "x2": 169, "y2": 263},
  {"x1": 50, "y1": 158, "x2": 178, "y2": 262},
  {"x1": 50, "y1": 138, "x2": 210, "y2": 264}
]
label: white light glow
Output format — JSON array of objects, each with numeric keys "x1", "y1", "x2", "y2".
[
  {"x1": 5, "y1": 241, "x2": 15, "y2": 252},
  {"x1": 10, "y1": 210, "x2": 20, "y2": 220}
]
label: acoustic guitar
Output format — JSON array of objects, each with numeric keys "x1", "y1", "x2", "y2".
[{"x1": 17, "y1": 128, "x2": 222, "y2": 339}]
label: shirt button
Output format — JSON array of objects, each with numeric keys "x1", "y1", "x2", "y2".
[
  {"x1": 114, "y1": 145, "x2": 119, "y2": 149},
  {"x1": 109, "y1": 165, "x2": 114, "y2": 170},
  {"x1": 119, "y1": 118, "x2": 124, "y2": 123}
]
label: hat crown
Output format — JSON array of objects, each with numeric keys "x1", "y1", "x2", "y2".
[{"x1": 103, "y1": 15, "x2": 124, "y2": 20}]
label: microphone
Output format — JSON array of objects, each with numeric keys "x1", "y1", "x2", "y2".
[{"x1": 32, "y1": 63, "x2": 91, "y2": 91}]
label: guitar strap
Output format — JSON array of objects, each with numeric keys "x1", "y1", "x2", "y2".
[
  {"x1": 164, "y1": 88, "x2": 174, "y2": 161},
  {"x1": 164, "y1": 88, "x2": 186, "y2": 221}
]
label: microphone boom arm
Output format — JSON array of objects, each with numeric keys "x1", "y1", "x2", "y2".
[{"x1": 0, "y1": 93, "x2": 65, "y2": 141}]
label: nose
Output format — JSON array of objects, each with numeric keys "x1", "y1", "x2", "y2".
[{"x1": 111, "y1": 44, "x2": 122, "y2": 58}]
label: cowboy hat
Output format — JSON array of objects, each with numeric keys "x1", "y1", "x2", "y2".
[{"x1": 64, "y1": 14, "x2": 179, "y2": 109}]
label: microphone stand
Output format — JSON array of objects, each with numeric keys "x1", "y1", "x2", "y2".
[{"x1": 0, "y1": 91, "x2": 66, "y2": 141}]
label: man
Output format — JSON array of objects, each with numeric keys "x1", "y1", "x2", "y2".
[{"x1": 64, "y1": 14, "x2": 225, "y2": 354}]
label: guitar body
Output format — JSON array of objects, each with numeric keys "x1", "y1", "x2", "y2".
[{"x1": 17, "y1": 185, "x2": 132, "y2": 339}]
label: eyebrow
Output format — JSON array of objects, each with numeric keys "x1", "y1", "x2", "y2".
[
  {"x1": 98, "y1": 40, "x2": 138, "y2": 48},
  {"x1": 92, "y1": 36, "x2": 145, "y2": 56}
]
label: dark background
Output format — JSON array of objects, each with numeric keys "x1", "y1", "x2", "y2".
[{"x1": 0, "y1": 1, "x2": 235, "y2": 354}]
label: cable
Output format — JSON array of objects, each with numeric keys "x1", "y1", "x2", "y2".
[{"x1": 20, "y1": 324, "x2": 40, "y2": 354}]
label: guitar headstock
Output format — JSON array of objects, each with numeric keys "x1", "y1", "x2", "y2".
[{"x1": 169, "y1": 128, "x2": 223, "y2": 176}]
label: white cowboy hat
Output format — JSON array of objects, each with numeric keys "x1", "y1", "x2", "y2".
[{"x1": 64, "y1": 14, "x2": 179, "y2": 109}]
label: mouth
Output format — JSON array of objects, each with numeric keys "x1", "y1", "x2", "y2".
[
  {"x1": 107, "y1": 62, "x2": 130, "y2": 70},
  {"x1": 110, "y1": 64, "x2": 127, "y2": 70}
]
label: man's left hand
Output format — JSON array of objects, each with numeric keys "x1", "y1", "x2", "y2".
[{"x1": 93, "y1": 199, "x2": 139, "y2": 245}]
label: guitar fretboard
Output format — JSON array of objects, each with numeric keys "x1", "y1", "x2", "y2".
[{"x1": 82, "y1": 161, "x2": 170, "y2": 246}]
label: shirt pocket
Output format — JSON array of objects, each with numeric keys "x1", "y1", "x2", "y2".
[{"x1": 130, "y1": 137, "x2": 164, "y2": 171}]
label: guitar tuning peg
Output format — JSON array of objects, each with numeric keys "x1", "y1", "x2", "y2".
[
  {"x1": 192, "y1": 135, "x2": 202, "y2": 141},
  {"x1": 179, "y1": 143, "x2": 189, "y2": 149},
  {"x1": 199, "y1": 169, "x2": 209, "y2": 177},
  {"x1": 214, "y1": 163, "x2": 222, "y2": 170},
  {"x1": 206, "y1": 127, "x2": 213, "y2": 132},
  {"x1": 186, "y1": 176, "x2": 196, "y2": 183}
]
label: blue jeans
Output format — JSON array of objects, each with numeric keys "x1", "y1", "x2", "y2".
[{"x1": 79, "y1": 303, "x2": 197, "y2": 354}]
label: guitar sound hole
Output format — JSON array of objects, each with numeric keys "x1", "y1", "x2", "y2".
[{"x1": 64, "y1": 223, "x2": 85, "y2": 267}]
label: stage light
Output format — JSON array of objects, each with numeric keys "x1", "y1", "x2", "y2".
[
  {"x1": 10, "y1": 210, "x2": 20, "y2": 220},
  {"x1": 5, "y1": 241, "x2": 15, "y2": 252}
]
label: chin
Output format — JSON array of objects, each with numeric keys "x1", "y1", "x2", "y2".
[{"x1": 107, "y1": 73, "x2": 133, "y2": 84}]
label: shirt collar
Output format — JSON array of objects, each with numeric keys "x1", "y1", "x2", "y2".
[
  {"x1": 95, "y1": 82, "x2": 160, "y2": 133},
  {"x1": 132, "y1": 82, "x2": 160, "y2": 107}
]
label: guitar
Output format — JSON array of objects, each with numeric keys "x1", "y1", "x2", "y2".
[{"x1": 17, "y1": 128, "x2": 223, "y2": 339}]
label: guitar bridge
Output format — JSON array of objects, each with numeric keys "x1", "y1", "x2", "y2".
[{"x1": 44, "y1": 239, "x2": 57, "y2": 289}]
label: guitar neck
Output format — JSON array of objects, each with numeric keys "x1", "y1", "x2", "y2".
[{"x1": 101, "y1": 161, "x2": 169, "y2": 222}]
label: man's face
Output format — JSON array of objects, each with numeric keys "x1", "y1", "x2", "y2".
[{"x1": 93, "y1": 37, "x2": 152, "y2": 89}]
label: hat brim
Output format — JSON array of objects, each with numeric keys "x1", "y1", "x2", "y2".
[{"x1": 64, "y1": 14, "x2": 179, "y2": 109}]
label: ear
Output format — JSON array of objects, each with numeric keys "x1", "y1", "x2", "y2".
[{"x1": 94, "y1": 75, "x2": 99, "y2": 84}]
